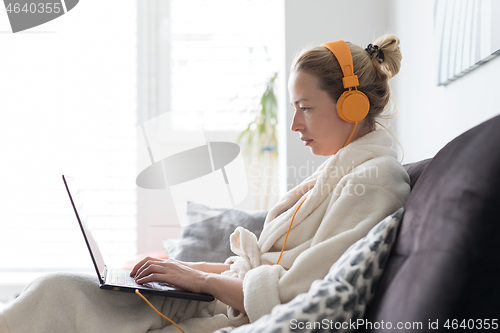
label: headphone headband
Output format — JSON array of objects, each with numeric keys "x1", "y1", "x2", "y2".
[{"x1": 321, "y1": 41, "x2": 359, "y2": 89}]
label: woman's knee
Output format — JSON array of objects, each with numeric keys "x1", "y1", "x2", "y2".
[{"x1": 20, "y1": 272, "x2": 98, "y2": 301}]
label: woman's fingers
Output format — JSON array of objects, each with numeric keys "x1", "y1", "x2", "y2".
[
  {"x1": 135, "y1": 273, "x2": 166, "y2": 285},
  {"x1": 133, "y1": 260, "x2": 207, "y2": 294},
  {"x1": 130, "y1": 256, "x2": 151, "y2": 276},
  {"x1": 130, "y1": 256, "x2": 162, "y2": 277},
  {"x1": 134, "y1": 259, "x2": 164, "y2": 280},
  {"x1": 135, "y1": 264, "x2": 167, "y2": 282}
]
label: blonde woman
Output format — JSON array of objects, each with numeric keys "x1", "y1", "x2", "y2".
[{"x1": 0, "y1": 34, "x2": 410, "y2": 333}]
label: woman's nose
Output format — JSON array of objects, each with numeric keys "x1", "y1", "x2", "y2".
[{"x1": 290, "y1": 111, "x2": 304, "y2": 132}]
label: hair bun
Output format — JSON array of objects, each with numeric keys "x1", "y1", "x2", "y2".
[{"x1": 371, "y1": 34, "x2": 402, "y2": 79}]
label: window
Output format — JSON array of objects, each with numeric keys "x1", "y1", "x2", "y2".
[
  {"x1": 138, "y1": 0, "x2": 282, "y2": 131},
  {"x1": 0, "y1": 2, "x2": 137, "y2": 291}
]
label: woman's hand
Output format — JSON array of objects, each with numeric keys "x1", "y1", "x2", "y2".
[
  {"x1": 130, "y1": 257, "x2": 208, "y2": 294},
  {"x1": 129, "y1": 256, "x2": 245, "y2": 313}
]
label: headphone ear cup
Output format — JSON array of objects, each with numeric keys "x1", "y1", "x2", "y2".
[{"x1": 336, "y1": 90, "x2": 370, "y2": 123}]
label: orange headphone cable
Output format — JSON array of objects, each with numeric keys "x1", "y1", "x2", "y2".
[
  {"x1": 135, "y1": 289, "x2": 186, "y2": 333},
  {"x1": 343, "y1": 121, "x2": 357, "y2": 147},
  {"x1": 276, "y1": 195, "x2": 308, "y2": 266}
]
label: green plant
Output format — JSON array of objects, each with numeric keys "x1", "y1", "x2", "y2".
[{"x1": 236, "y1": 72, "x2": 278, "y2": 159}]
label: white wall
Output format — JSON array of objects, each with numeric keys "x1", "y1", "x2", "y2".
[
  {"x1": 280, "y1": 0, "x2": 395, "y2": 192},
  {"x1": 393, "y1": 0, "x2": 500, "y2": 164}
]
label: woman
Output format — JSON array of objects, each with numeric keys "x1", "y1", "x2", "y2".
[{"x1": 0, "y1": 34, "x2": 410, "y2": 333}]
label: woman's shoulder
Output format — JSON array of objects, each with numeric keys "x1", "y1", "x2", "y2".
[
  {"x1": 347, "y1": 151, "x2": 410, "y2": 189},
  {"x1": 314, "y1": 129, "x2": 407, "y2": 191}
]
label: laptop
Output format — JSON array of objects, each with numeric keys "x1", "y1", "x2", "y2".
[{"x1": 62, "y1": 174, "x2": 214, "y2": 302}]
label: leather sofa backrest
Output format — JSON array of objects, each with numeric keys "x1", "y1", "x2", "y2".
[{"x1": 359, "y1": 114, "x2": 500, "y2": 332}]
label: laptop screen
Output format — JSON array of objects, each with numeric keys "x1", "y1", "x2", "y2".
[{"x1": 63, "y1": 175, "x2": 106, "y2": 283}]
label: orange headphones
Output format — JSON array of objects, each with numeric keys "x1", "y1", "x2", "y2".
[{"x1": 321, "y1": 40, "x2": 370, "y2": 146}]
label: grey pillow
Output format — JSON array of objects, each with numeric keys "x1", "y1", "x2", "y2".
[{"x1": 163, "y1": 201, "x2": 267, "y2": 263}]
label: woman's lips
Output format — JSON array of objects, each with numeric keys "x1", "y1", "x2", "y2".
[{"x1": 302, "y1": 139, "x2": 313, "y2": 146}]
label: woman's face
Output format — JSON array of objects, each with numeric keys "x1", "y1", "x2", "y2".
[{"x1": 288, "y1": 70, "x2": 354, "y2": 156}]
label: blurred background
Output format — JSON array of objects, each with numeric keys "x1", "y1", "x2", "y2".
[{"x1": 1, "y1": 0, "x2": 499, "y2": 301}]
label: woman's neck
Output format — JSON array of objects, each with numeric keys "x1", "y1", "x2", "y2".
[{"x1": 350, "y1": 121, "x2": 374, "y2": 143}]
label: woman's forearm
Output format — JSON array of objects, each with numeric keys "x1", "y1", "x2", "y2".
[
  {"x1": 181, "y1": 262, "x2": 231, "y2": 274},
  {"x1": 202, "y1": 274, "x2": 245, "y2": 314},
  {"x1": 200, "y1": 262, "x2": 231, "y2": 274}
]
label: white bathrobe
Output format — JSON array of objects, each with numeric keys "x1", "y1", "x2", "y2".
[
  {"x1": 222, "y1": 127, "x2": 411, "y2": 324},
  {"x1": 0, "y1": 127, "x2": 410, "y2": 333}
]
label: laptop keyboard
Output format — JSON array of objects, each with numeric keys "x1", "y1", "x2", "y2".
[{"x1": 108, "y1": 270, "x2": 176, "y2": 291}]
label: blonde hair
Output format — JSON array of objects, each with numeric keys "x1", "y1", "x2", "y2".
[{"x1": 290, "y1": 34, "x2": 402, "y2": 133}]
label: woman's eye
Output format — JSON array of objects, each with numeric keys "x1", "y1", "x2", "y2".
[{"x1": 301, "y1": 107, "x2": 309, "y2": 112}]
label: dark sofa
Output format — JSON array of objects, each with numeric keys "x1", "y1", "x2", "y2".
[{"x1": 359, "y1": 114, "x2": 500, "y2": 332}]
